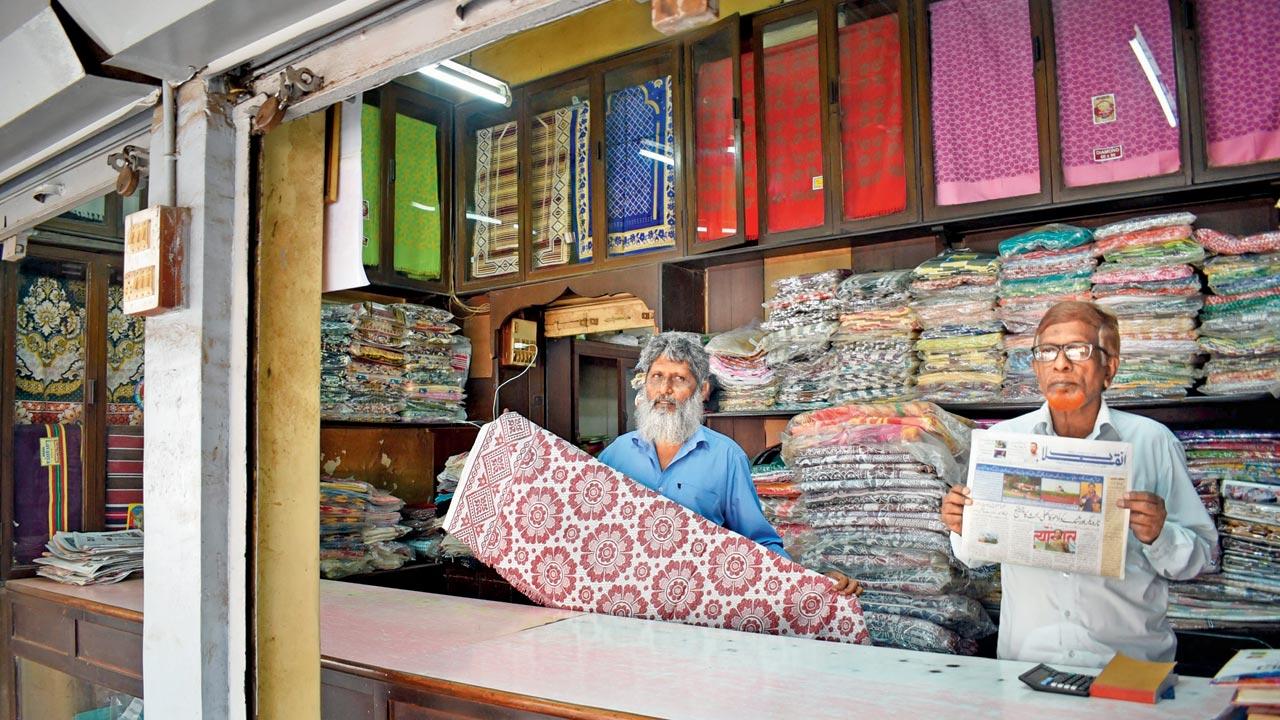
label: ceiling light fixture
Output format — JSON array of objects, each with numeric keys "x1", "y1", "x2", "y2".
[{"x1": 420, "y1": 59, "x2": 512, "y2": 106}]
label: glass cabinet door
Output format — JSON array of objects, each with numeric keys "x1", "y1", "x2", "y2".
[
  {"x1": 602, "y1": 50, "x2": 680, "y2": 260},
  {"x1": 528, "y1": 76, "x2": 596, "y2": 272},
  {"x1": 360, "y1": 93, "x2": 385, "y2": 271},
  {"x1": 834, "y1": 0, "x2": 910, "y2": 224},
  {"x1": 106, "y1": 265, "x2": 144, "y2": 531},
  {"x1": 687, "y1": 18, "x2": 744, "y2": 252},
  {"x1": 1049, "y1": 0, "x2": 1183, "y2": 189},
  {"x1": 458, "y1": 101, "x2": 522, "y2": 286},
  {"x1": 9, "y1": 256, "x2": 90, "y2": 568},
  {"x1": 755, "y1": 9, "x2": 826, "y2": 236},
  {"x1": 390, "y1": 90, "x2": 449, "y2": 285},
  {"x1": 1189, "y1": 0, "x2": 1280, "y2": 178},
  {"x1": 926, "y1": 0, "x2": 1043, "y2": 207}
]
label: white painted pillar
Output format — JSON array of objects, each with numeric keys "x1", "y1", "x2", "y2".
[{"x1": 142, "y1": 78, "x2": 248, "y2": 719}]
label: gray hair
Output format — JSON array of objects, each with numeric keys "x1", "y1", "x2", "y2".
[{"x1": 637, "y1": 331, "x2": 710, "y2": 388}]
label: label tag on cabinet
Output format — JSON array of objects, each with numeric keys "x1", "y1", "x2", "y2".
[
  {"x1": 811, "y1": 175, "x2": 824, "y2": 191},
  {"x1": 39, "y1": 437, "x2": 62, "y2": 467},
  {"x1": 1092, "y1": 94, "x2": 1117, "y2": 125},
  {"x1": 1093, "y1": 145, "x2": 1124, "y2": 163}
]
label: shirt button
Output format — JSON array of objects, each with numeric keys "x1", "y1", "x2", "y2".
[
  {"x1": 1064, "y1": 610, "x2": 1071, "y2": 619},
  {"x1": 1069, "y1": 651, "x2": 1076, "y2": 658}
]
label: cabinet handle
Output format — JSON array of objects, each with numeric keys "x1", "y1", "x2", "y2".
[
  {"x1": 85, "y1": 378, "x2": 96, "y2": 406},
  {"x1": 1033, "y1": 36, "x2": 1042, "y2": 62}
]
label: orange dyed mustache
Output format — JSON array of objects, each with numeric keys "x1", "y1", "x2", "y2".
[{"x1": 1046, "y1": 385, "x2": 1087, "y2": 412}]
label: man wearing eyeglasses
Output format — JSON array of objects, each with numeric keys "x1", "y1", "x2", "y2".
[
  {"x1": 940, "y1": 300, "x2": 1216, "y2": 667},
  {"x1": 600, "y1": 332, "x2": 860, "y2": 596}
]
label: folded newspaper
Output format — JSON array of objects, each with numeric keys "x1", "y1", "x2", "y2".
[
  {"x1": 960, "y1": 430, "x2": 1132, "y2": 578},
  {"x1": 34, "y1": 530, "x2": 143, "y2": 586}
]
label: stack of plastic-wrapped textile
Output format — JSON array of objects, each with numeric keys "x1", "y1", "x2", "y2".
[
  {"x1": 1168, "y1": 431, "x2": 1280, "y2": 630},
  {"x1": 781, "y1": 402, "x2": 995, "y2": 653},
  {"x1": 762, "y1": 270, "x2": 850, "y2": 410},
  {"x1": 1193, "y1": 228, "x2": 1280, "y2": 395},
  {"x1": 321, "y1": 302, "x2": 409, "y2": 421},
  {"x1": 995, "y1": 224, "x2": 1097, "y2": 402},
  {"x1": 707, "y1": 325, "x2": 777, "y2": 411},
  {"x1": 1090, "y1": 213, "x2": 1205, "y2": 399},
  {"x1": 829, "y1": 270, "x2": 920, "y2": 404},
  {"x1": 395, "y1": 303, "x2": 471, "y2": 422},
  {"x1": 400, "y1": 502, "x2": 446, "y2": 562},
  {"x1": 750, "y1": 455, "x2": 810, "y2": 560},
  {"x1": 320, "y1": 477, "x2": 412, "y2": 578},
  {"x1": 910, "y1": 251, "x2": 1004, "y2": 403}
]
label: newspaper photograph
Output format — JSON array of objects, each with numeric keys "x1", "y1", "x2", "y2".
[{"x1": 960, "y1": 429, "x2": 1132, "y2": 579}]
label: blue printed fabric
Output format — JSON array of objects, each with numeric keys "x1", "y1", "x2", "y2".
[{"x1": 605, "y1": 76, "x2": 677, "y2": 255}]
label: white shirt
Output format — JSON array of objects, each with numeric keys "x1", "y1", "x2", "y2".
[{"x1": 951, "y1": 401, "x2": 1218, "y2": 667}]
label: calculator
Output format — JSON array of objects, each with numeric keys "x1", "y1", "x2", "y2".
[{"x1": 1018, "y1": 663, "x2": 1096, "y2": 697}]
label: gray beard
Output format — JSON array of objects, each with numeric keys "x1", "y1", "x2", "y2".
[{"x1": 634, "y1": 392, "x2": 704, "y2": 447}]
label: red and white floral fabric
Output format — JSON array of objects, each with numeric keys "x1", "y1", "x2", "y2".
[{"x1": 445, "y1": 413, "x2": 870, "y2": 645}]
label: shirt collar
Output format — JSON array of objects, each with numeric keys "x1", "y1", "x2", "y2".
[
  {"x1": 629, "y1": 425, "x2": 710, "y2": 466},
  {"x1": 1031, "y1": 399, "x2": 1118, "y2": 441}
]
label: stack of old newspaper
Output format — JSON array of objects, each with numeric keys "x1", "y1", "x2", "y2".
[{"x1": 34, "y1": 530, "x2": 143, "y2": 585}]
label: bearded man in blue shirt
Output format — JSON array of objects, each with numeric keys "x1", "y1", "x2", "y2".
[
  {"x1": 600, "y1": 332, "x2": 859, "y2": 596},
  {"x1": 942, "y1": 300, "x2": 1217, "y2": 667}
]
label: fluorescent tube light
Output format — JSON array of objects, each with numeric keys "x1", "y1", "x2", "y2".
[
  {"x1": 1129, "y1": 25, "x2": 1177, "y2": 128},
  {"x1": 638, "y1": 148, "x2": 674, "y2": 166},
  {"x1": 420, "y1": 59, "x2": 512, "y2": 106},
  {"x1": 466, "y1": 212, "x2": 502, "y2": 225}
]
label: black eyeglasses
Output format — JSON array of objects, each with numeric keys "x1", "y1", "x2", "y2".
[{"x1": 1031, "y1": 342, "x2": 1107, "y2": 363}]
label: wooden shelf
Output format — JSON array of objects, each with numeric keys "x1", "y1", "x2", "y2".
[{"x1": 319, "y1": 419, "x2": 479, "y2": 429}]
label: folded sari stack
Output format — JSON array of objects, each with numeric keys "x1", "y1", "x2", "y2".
[
  {"x1": 751, "y1": 457, "x2": 810, "y2": 559},
  {"x1": 909, "y1": 251, "x2": 1003, "y2": 403},
  {"x1": 996, "y1": 224, "x2": 1096, "y2": 402},
  {"x1": 780, "y1": 402, "x2": 995, "y2": 653},
  {"x1": 1194, "y1": 229, "x2": 1280, "y2": 396},
  {"x1": 1168, "y1": 431, "x2": 1280, "y2": 630},
  {"x1": 321, "y1": 302, "x2": 409, "y2": 421},
  {"x1": 829, "y1": 270, "x2": 920, "y2": 404},
  {"x1": 320, "y1": 477, "x2": 412, "y2": 579},
  {"x1": 707, "y1": 325, "x2": 777, "y2": 411},
  {"x1": 762, "y1": 270, "x2": 849, "y2": 410},
  {"x1": 1091, "y1": 213, "x2": 1205, "y2": 399},
  {"x1": 395, "y1": 303, "x2": 471, "y2": 423}
]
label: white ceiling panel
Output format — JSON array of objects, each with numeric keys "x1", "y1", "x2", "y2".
[
  {"x1": 0, "y1": 7, "x2": 84, "y2": 126},
  {"x1": 60, "y1": 0, "x2": 398, "y2": 81}
]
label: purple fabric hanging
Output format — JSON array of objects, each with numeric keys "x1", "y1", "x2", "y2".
[
  {"x1": 13, "y1": 424, "x2": 83, "y2": 564},
  {"x1": 929, "y1": 0, "x2": 1041, "y2": 205},
  {"x1": 1052, "y1": 0, "x2": 1181, "y2": 187},
  {"x1": 1196, "y1": 0, "x2": 1280, "y2": 167}
]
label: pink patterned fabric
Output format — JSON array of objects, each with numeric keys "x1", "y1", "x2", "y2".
[
  {"x1": 1051, "y1": 0, "x2": 1182, "y2": 187},
  {"x1": 1195, "y1": 229, "x2": 1280, "y2": 256},
  {"x1": 1196, "y1": 0, "x2": 1280, "y2": 167},
  {"x1": 445, "y1": 413, "x2": 871, "y2": 644},
  {"x1": 929, "y1": 0, "x2": 1041, "y2": 205},
  {"x1": 1093, "y1": 224, "x2": 1193, "y2": 255}
]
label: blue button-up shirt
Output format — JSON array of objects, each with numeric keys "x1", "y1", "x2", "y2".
[
  {"x1": 599, "y1": 426, "x2": 789, "y2": 559},
  {"x1": 952, "y1": 401, "x2": 1217, "y2": 667}
]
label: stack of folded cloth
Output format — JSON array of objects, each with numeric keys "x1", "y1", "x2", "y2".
[
  {"x1": 910, "y1": 251, "x2": 1004, "y2": 403},
  {"x1": 996, "y1": 224, "x2": 1097, "y2": 402},
  {"x1": 395, "y1": 303, "x2": 471, "y2": 423},
  {"x1": 321, "y1": 302, "x2": 409, "y2": 421},
  {"x1": 781, "y1": 402, "x2": 995, "y2": 654},
  {"x1": 1193, "y1": 228, "x2": 1280, "y2": 395},
  {"x1": 400, "y1": 503, "x2": 446, "y2": 561},
  {"x1": 1168, "y1": 431, "x2": 1280, "y2": 630},
  {"x1": 1090, "y1": 213, "x2": 1205, "y2": 399},
  {"x1": 762, "y1": 270, "x2": 850, "y2": 410},
  {"x1": 707, "y1": 325, "x2": 777, "y2": 411},
  {"x1": 751, "y1": 456, "x2": 810, "y2": 559},
  {"x1": 829, "y1": 270, "x2": 920, "y2": 403},
  {"x1": 320, "y1": 477, "x2": 412, "y2": 579},
  {"x1": 433, "y1": 451, "x2": 468, "y2": 507}
]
